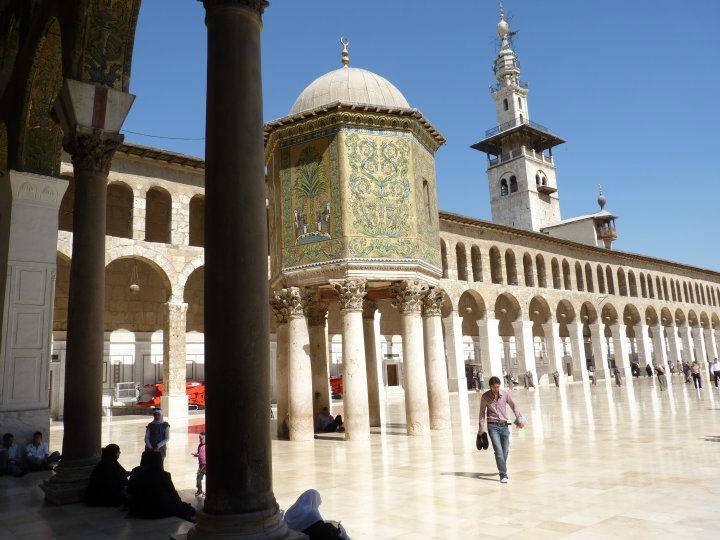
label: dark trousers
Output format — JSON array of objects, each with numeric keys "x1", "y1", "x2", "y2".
[
  {"x1": 713, "y1": 370, "x2": 720, "y2": 388},
  {"x1": 321, "y1": 415, "x2": 343, "y2": 433},
  {"x1": 196, "y1": 468, "x2": 205, "y2": 492},
  {"x1": 26, "y1": 451, "x2": 60, "y2": 472},
  {"x1": 692, "y1": 373, "x2": 702, "y2": 389}
]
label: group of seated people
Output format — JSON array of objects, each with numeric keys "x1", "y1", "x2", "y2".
[
  {"x1": 84, "y1": 444, "x2": 196, "y2": 522},
  {"x1": 0, "y1": 431, "x2": 61, "y2": 477}
]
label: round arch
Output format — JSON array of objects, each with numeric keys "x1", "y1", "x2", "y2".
[
  {"x1": 184, "y1": 265, "x2": 204, "y2": 333},
  {"x1": 106, "y1": 244, "x2": 179, "y2": 299}
]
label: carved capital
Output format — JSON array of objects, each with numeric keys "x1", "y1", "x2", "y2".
[
  {"x1": 306, "y1": 298, "x2": 328, "y2": 327},
  {"x1": 65, "y1": 133, "x2": 122, "y2": 176},
  {"x1": 391, "y1": 280, "x2": 429, "y2": 315},
  {"x1": 270, "y1": 287, "x2": 309, "y2": 322},
  {"x1": 201, "y1": 0, "x2": 269, "y2": 15},
  {"x1": 421, "y1": 286, "x2": 444, "y2": 318},
  {"x1": 362, "y1": 299, "x2": 377, "y2": 320},
  {"x1": 332, "y1": 279, "x2": 366, "y2": 312}
]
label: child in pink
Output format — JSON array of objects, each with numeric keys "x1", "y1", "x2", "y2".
[{"x1": 193, "y1": 432, "x2": 206, "y2": 496}]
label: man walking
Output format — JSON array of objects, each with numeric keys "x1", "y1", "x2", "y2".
[
  {"x1": 478, "y1": 376, "x2": 525, "y2": 483},
  {"x1": 710, "y1": 358, "x2": 720, "y2": 388}
]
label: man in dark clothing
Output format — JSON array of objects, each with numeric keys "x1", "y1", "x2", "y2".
[
  {"x1": 645, "y1": 364, "x2": 653, "y2": 377},
  {"x1": 85, "y1": 444, "x2": 129, "y2": 507},
  {"x1": 315, "y1": 407, "x2": 344, "y2": 433},
  {"x1": 127, "y1": 450, "x2": 195, "y2": 522}
]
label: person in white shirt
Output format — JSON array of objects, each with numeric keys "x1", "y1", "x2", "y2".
[
  {"x1": 1, "y1": 433, "x2": 24, "y2": 476},
  {"x1": 711, "y1": 358, "x2": 720, "y2": 388},
  {"x1": 25, "y1": 431, "x2": 60, "y2": 471}
]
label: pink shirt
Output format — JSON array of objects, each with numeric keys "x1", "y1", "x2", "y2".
[
  {"x1": 478, "y1": 389, "x2": 522, "y2": 433},
  {"x1": 197, "y1": 443, "x2": 206, "y2": 468}
]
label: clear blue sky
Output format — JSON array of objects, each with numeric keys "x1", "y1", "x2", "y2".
[{"x1": 126, "y1": 0, "x2": 720, "y2": 270}]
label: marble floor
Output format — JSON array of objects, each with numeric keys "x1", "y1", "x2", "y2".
[{"x1": 1, "y1": 375, "x2": 719, "y2": 539}]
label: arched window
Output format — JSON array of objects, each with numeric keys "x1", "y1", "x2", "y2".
[
  {"x1": 683, "y1": 282, "x2": 689, "y2": 303},
  {"x1": 503, "y1": 98, "x2": 509, "y2": 111},
  {"x1": 596, "y1": 265, "x2": 606, "y2": 294},
  {"x1": 551, "y1": 258, "x2": 561, "y2": 290},
  {"x1": 471, "y1": 246, "x2": 483, "y2": 282},
  {"x1": 648, "y1": 276, "x2": 655, "y2": 298},
  {"x1": 440, "y1": 240, "x2": 448, "y2": 279},
  {"x1": 640, "y1": 273, "x2": 647, "y2": 298},
  {"x1": 535, "y1": 174, "x2": 541, "y2": 186},
  {"x1": 490, "y1": 246, "x2": 503, "y2": 284},
  {"x1": 520, "y1": 114, "x2": 524, "y2": 123},
  {"x1": 628, "y1": 271, "x2": 638, "y2": 297},
  {"x1": 518, "y1": 97, "x2": 522, "y2": 109},
  {"x1": 562, "y1": 259, "x2": 572, "y2": 290},
  {"x1": 535, "y1": 255, "x2": 547, "y2": 288},
  {"x1": 145, "y1": 187, "x2": 172, "y2": 243},
  {"x1": 656, "y1": 277, "x2": 663, "y2": 300},
  {"x1": 585, "y1": 263, "x2": 594, "y2": 293},
  {"x1": 575, "y1": 262, "x2": 584, "y2": 291},
  {"x1": 605, "y1": 266, "x2": 615, "y2": 294},
  {"x1": 663, "y1": 278, "x2": 670, "y2": 301},
  {"x1": 617, "y1": 268, "x2": 627, "y2": 296},
  {"x1": 106, "y1": 182, "x2": 133, "y2": 239},
  {"x1": 189, "y1": 195, "x2": 205, "y2": 247},
  {"x1": 505, "y1": 250, "x2": 518, "y2": 285},
  {"x1": 500, "y1": 179, "x2": 508, "y2": 196},
  {"x1": 523, "y1": 253, "x2": 534, "y2": 287},
  {"x1": 456, "y1": 243, "x2": 468, "y2": 281},
  {"x1": 509, "y1": 176, "x2": 518, "y2": 193}
]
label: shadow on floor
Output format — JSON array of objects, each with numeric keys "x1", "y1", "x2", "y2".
[
  {"x1": 703, "y1": 435, "x2": 720, "y2": 442},
  {"x1": 442, "y1": 472, "x2": 500, "y2": 482}
]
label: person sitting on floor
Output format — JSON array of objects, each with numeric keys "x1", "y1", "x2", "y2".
[
  {"x1": 0, "y1": 433, "x2": 24, "y2": 477},
  {"x1": 85, "y1": 444, "x2": 129, "y2": 507},
  {"x1": 285, "y1": 489, "x2": 349, "y2": 539},
  {"x1": 127, "y1": 450, "x2": 195, "y2": 522},
  {"x1": 25, "y1": 431, "x2": 60, "y2": 472},
  {"x1": 314, "y1": 407, "x2": 344, "y2": 433}
]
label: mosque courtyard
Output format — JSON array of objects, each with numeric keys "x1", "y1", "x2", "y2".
[{"x1": 0, "y1": 377, "x2": 718, "y2": 539}]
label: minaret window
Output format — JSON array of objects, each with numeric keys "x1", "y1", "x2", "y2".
[
  {"x1": 509, "y1": 176, "x2": 518, "y2": 193},
  {"x1": 500, "y1": 179, "x2": 508, "y2": 196},
  {"x1": 422, "y1": 179, "x2": 432, "y2": 222},
  {"x1": 535, "y1": 174, "x2": 540, "y2": 186},
  {"x1": 503, "y1": 98, "x2": 508, "y2": 111},
  {"x1": 518, "y1": 97, "x2": 522, "y2": 109},
  {"x1": 520, "y1": 114, "x2": 524, "y2": 123}
]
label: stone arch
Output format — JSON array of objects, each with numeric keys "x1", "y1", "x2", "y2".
[
  {"x1": 688, "y1": 310, "x2": 699, "y2": 328},
  {"x1": 458, "y1": 289, "x2": 486, "y2": 336},
  {"x1": 529, "y1": 295, "x2": 552, "y2": 325},
  {"x1": 535, "y1": 254, "x2": 547, "y2": 288},
  {"x1": 574, "y1": 262, "x2": 584, "y2": 292},
  {"x1": 551, "y1": 258, "x2": 561, "y2": 290},
  {"x1": 145, "y1": 186, "x2": 172, "y2": 243},
  {"x1": 605, "y1": 266, "x2": 615, "y2": 294},
  {"x1": 522, "y1": 252, "x2": 534, "y2": 287},
  {"x1": 489, "y1": 246, "x2": 503, "y2": 284},
  {"x1": 106, "y1": 181, "x2": 133, "y2": 238},
  {"x1": 601, "y1": 303, "x2": 619, "y2": 325},
  {"x1": 556, "y1": 299, "x2": 576, "y2": 325},
  {"x1": 440, "y1": 239, "x2": 448, "y2": 278},
  {"x1": 660, "y1": 307, "x2": 673, "y2": 327},
  {"x1": 105, "y1": 244, "x2": 179, "y2": 299},
  {"x1": 617, "y1": 268, "x2": 628, "y2": 297},
  {"x1": 471, "y1": 245, "x2": 483, "y2": 282},
  {"x1": 699, "y1": 312, "x2": 710, "y2": 329},
  {"x1": 178, "y1": 255, "x2": 205, "y2": 297},
  {"x1": 184, "y1": 265, "x2": 204, "y2": 333},
  {"x1": 505, "y1": 249, "x2": 518, "y2": 285},
  {"x1": 628, "y1": 270, "x2": 638, "y2": 297},
  {"x1": 584, "y1": 263, "x2": 594, "y2": 293},
  {"x1": 623, "y1": 303, "x2": 641, "y2": 327},
  {"x1": 494, "y1": 292, "x2": 521, "y2": 338},
  {"x1": 645, "y1": 306, "x2": 659, "y2": 326},
  {"x1": 711, "y1": 312, "x2": 720, "y2": 330},
  {"x1": 562, "y1": 259, "x2": 571, "y2": 290},
  {"x1": 456, "y1": 242, "x2": 468, "y2": 281},
  {"x1": 189, "y1": 194, "x2": 205, "y2": 247},
  {"x1": 674, "y1": 309, "x2": 686, "y2": 327},
  {"x1": 596, "y1": 264, "x2": 606, "y2": 294},
  {"x1": 580, "y1": 301, "x2": 598, "y2": 325}
]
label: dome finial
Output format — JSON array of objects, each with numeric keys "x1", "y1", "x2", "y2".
[
  {"x1": 597, "y1": 184, "x2": 607, "y2": 210},
  {"x1": 497, "y1": 2, "x2": 510, "y2": 38},
  {"x1": 340, "y1": 36, "x2": 350, "y2": 67}
]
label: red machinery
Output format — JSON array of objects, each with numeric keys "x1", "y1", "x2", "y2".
[
  {"x1": 138, "y1": 381, "x2": 206, "y2": 408},
  {"x1": 330, "y1": 375, "x2": 343, "y2": 397}
]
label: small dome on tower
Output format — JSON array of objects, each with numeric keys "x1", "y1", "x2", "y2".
[{"x1": 497, "y1": 5, "x2": 510, "y2": 37}]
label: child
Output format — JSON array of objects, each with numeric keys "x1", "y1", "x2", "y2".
[{"x1": 192, "y1": 432, "x2": 206, "y2": 496}]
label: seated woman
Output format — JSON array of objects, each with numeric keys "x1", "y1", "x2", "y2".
[
  {"x1": 314, "y1": 408, "x2": 344, "y2": 434},
  {"x1": 285, "y1": 489, "x2": 349, "y2": 539},
  {"x1": 85, "y1": 444, "x2": 129, "y2": 506},
  {"x1": 127, "y1": 450, "x2": 195, "y2": 522}
]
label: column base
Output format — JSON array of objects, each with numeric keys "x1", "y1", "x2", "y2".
[
  {"x1": 41, "y1": 457, "x2": 98, "y2": 505},
  {"x1": 176, "y1": 508, "x2": 307, "y2": 540},
  {"x1": 161, "y1": 394, "x2": 189, "y2": 424}
]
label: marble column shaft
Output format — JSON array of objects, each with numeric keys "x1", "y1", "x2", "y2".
[
  {"x1": 362, "y1": 300, "x2": 382, "y2": 428},
  {"x1": 650, "y1": 325, "x2": 671, "y2": 380},
  {"x1": 542, "y1": 322, "x2": 566, "y2": 385},
  {"x1": 679, "y1": 325, "x2": 694, "y2": 365},
  {"x1": 422, "y1": 288, "x2": 451, "y2": 431},
  {"x1": 333, "y1": 280, "x2": 370, "y2": 440},
  {"x1": 633, "y1": 324, "x2": 653, "y2": 367},
  {"x1": 442, "y1": 312, "x2": 467, "y2": 393},
  {"x1": 703, "y1": 329, "x2": 718, "y2": 362},
  {"x1": 665, "y1": 326, "x2": 683, "y2": 369},
  {"x1": 162, "y1": 301, "x2": 189, "y2": 422},
  {"x1": 691, "y1": 327, "x2": 708, "y2": 365},
  {"x1": 392, "y1": 280, "x2": 431, "y2": 436},
  {"x1": 307, "y1": 300, "x2": 331, "y2": 417},
  {"x1": 477, "y1": 317, "x2": 503, "y2": 383},
  {"x1": 610, "y1": 324, "x2": 633, "y2": 382},
  {"x1": 589, "y1": 323, "x2": 609, "y2": 379},
  {"x1": 285, "y1": 289, "x2": 313, "y2": 442},
  {"x1": 568, "y1": 322, "x2": 589, "y2": 384},
  {"x1": 271, "y1": 307, "x2": 289, "y2": 439},
  {"x1": 512, "y1": 320, "x2": 537, "y2": 383}
]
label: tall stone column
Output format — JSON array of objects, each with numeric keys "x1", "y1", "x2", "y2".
[
  {"x1": 392, "y1": 280, "x2": 431, "y2": 436},
  {"x1": 131, "y1": 189, "x2": 146, "y2": 241},
  {"x1": 477, "y1": 316, "x2": 503, "y2": 383},
  {"x1": 333, "y1": 279, "x2": 370, "y2": 440},
  {"x1": 650, "y1": 325, "x2": 671, "y2": 380},
  {"x1": 633, "y1": 324, "x2": 653, "y2": 368},
  {"x1": 362, "y1": 300, "x2": 382, "y2": 427},
  {"x1": 568, "y1": 322, "x2": 589, "y2": 384},
  {"x1": 161, "y1": 301, "x2": 189, "y2": 422},
  {"x1": 443, "y1": 311, "x2": 467, "y2": 392},
  {"x1": 193, "y1": 1, "x2": 297, "y2": 537},
  {"x1": 692, "y1": 327, "x2": 708, "y2": 366},
  {"x1": 714, "y1": 329, "x2": 720, "y2": 359},
  {"x1": 589, "y1": 323, "x2": 608, "y2": 380},
  {"x1": 283, "y1": 288, "x2": 313, "y2": 442},
  {"x1": 422, "y1": 287, "x2": 451, "y2": 431},
  {"x1": 270, "y1": 294, "x2": 289, "y2": 439},
  {"x1": 610, "y1": 324, "x2": 632, "y2": 382},
  {"x1": 666, "y1": 326, "x2": 683, "y2": 370},
  {"x1": 306, "y1": 298, "x2": 331, "y2": 417},
  {"x1": 542, "y1": 322, "x2": 566, "y2": 385},
  {"x1": 679, "y1": 324, "x2": 694, "y2": 365},
  {"x1": 512, "y1": 320, "x2": 537, "y2": 384},
  {"x1": 703, "y1": 328, "x2": 718, "y2": 362}
]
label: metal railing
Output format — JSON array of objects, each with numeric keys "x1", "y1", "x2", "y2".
[
  {"x1": 487, "y1": 146, "x2": 554, "y2": 167},
  {"x1": 490, "y1": 80, "x2": 529, "y2": 93},
  {"x1": 484, "y1": 116, "x2": 550, "y2": 138}
]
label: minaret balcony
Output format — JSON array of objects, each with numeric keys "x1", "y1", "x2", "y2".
[
  {"x1": 537, "y1": 184, "x2": 557, "y2": 195},
  {"x1": 488, "y1": 145, "x2": 554, "y2": 168},
  {"x1": 485, "y1": 116, "x2": 549, "y2": 138}
]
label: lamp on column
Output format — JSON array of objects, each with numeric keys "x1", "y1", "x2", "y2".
[{"x1": 129, "y1": 261, "x2": 140, "y2": 294}]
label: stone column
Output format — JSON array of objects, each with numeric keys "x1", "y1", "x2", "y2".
[
  {"x1": 131, "y1": 188, "x2": 145, "y2": 241},
  {"x1": 666, "y1": 326, "x2": 683, "y2": 370},
  {"x1": 362, "y1": 300, "x2": 382, "y2": 427},
  {"x1": 633, "y1": 324, "x2": 653, "y2": 368},
  {"x1": 0, "y1": 172, "x2": 67, "y2": 450},
  {"x1": 270, "y1": 295, "x2": 289, "y2": 439},
  {"x1": 170, "y1": 196, "x2": 189, "y2": 246},
  {"x1": 568, "y1": 322, "x2": 589, "y2": 384},
  {"x1": 333, "y1": 279, "x2": 370, "y2": 440},
  {"x1": 714, "y1": 329, "x2": 720, "y2": 360},
  {"x1": 692, "y1": 327, "x2": 708, "y2": 366},
  {"x1": 284, "y1": 288, "x2": 313, "y2": 442},
  {"x1": 306, "y1": 298, "x2": 331, "y2": 417},
  {"x1": 392, "y1": 280, "x2": 431, "y2": 436},
  {"x1": 703, "y1": 328, "x2": 718, "y2": 363},
  {"x1": 193, "y1": 1, "x2": 296, "y2": 537},
  {"x1": 478, "y1": 316, "x2": 503, "y2": 383},
  {"x1": 679, "y1": 324, "x2": 693, "y2": 365},
  {"x1": 542, "y1": 322, "x2": 566, "y2": 385},
  {"x1": 161, "y1": 301, "x2": 189, "y2": 422},
  {"x1": 650, "y1": 325, "x2": 671, "y2": 379},
  {"x1": 589, "y1": 323, "x2": 609, "y2": 380},
  {"x1": 512, "y1": 320, "x2": 537, "y2": 384},
  {"x1": 422, "y1": 287, "x2": 451, "y2": 431},
  {"x1": 610, "y1": 324, "x2": 633, "y2": 381},
  {"x1": 442, "y1": 311, "x2": 467, "y2": 392}
]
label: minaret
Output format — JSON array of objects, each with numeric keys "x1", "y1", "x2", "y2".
[{"x1": 471, "y1": 5, "x2": 566, "y2": 231}]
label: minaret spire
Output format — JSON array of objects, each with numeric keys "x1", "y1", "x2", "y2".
[{"x1": 340, "y1": 36, "x2": 350, "y2": 67}]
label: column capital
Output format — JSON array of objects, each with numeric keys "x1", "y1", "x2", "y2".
[
  {"x1": 331, "y1": 279, "x2": 366, "y2": 312},
  {"x1": 306, "y1": 298, "x2": 328, "y2": 327},
  {"x1": 421, "y1": 286, "x2": 444, "y2": 318},
  {"x1": 362, "y1": 299, "x2": 377, "y2": 320},
  {"x1": 201, "y1": 0, "x2": 269, "y2": 15},
  {"x1": 391, "y1": 280, "x2": 428, "y2": 315},
  {"x1": 270, "y1": 287, "x2": 310, "y2": 323},
  {"x1": 65, "y1": 133, "x2": 123, "y2": 177}
]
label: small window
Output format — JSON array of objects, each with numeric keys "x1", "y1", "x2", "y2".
[
  {"x1": 520, "y1": 114, "x2": 524, "y2": 123},
  {"x1": 500, "y1": 179, "x2": 508, "y2": 196},
  {"x1": 518, "y1": 97, "x2": 522, "y2": 109},
  {"x1": 535, "y1": 174, "x2": 540, "y2": 186},
  {"x1": 503, "y1": 98, "x2": 508, "y2": 111},
  {"x1": 509, "y1": 176, "x2": 518, "y2": 193}
]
